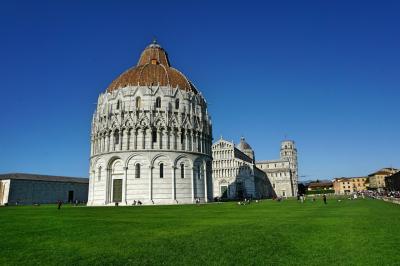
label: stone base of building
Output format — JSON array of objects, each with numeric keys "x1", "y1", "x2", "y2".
[{"x1": 87, "y1": 198, "x2": 208, "y2": 206}]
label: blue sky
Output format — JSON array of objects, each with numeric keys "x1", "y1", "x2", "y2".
[{"x1": 0, "y1": 0, "x2": 399, "y2": 180}]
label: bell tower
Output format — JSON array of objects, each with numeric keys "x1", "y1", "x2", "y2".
[{"x1": 280, "y1": 140, "x2": 298, "y2": 195}]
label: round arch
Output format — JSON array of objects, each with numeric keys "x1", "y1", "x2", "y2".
[
  {"x1": 151, "y1": 153, "x2": 173, "y2": 168},
  {"x1": 174, "y1": 155, "x2": 193, "y2": 168}
]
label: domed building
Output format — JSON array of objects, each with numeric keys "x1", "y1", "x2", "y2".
[
  {"x1": 88, "y1": 41, "x2": 213, "y2": 206},
  {"x1": 236, "y1": 137, "x2": 255, "y2": 163}
]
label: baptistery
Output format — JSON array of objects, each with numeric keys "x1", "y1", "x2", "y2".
[{"x1": 88, "y1": 41, "x2": 213, "y2": 206}]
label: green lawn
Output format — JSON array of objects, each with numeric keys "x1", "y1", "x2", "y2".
[{"x1": 0, "y1": 198, "x2": 399, "y2": 265}]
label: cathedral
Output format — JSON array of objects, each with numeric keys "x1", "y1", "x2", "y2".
[
  {"x1": 211, "y1": 137, "x2": 274, "y2": 199},
  {"x1": 88, "y1": 41, "x2": 213, "y2": 206},
  {"x1": 212, "y1": 137, "x2": 298, "y2": 199}
]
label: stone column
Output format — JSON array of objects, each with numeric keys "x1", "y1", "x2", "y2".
[
  {"x1": 111, "y1": 131, "x2": 115, "y2": 151},
  {"x1": 158, "y1": 129, "x2": 162, "y2": 149},
  {"x1": 141, "y1": 129, "x2": 146, "y2": 149},
  {"x1": 133, "y1": 129, "x2": 137, "y2": 150},
  {"x1": 99, "y1": 134, "x2": 103, "y2": 153},
  {"x1": 193, "y1": 132, "x2": 197, "y2": 152},
  {"x1": 185, "y1": 131, "x2": 189, "y2": 151},
  {"x1": 123, "y1": 167, "x2": 128, "y2": 205},
  {"x1": 198, "y1": 133, "x2": 201, "y2": 153},
  {"x1": 105, "y1": 168, "x2": 111, "y2": 205},
  {"x1": 177, "y1": 130, "x2": 182, "y2": 150},
  {"x1": 172, "y1": 166, "x2": 176, "y2": 202},
  {"x1": 119, "y1": 130, "x2": 123, "y2": 151},
  {"x1": 149, "y1": 166, "x2": 153, "y2": 203},
  {"x1": 204, "y1": 163, "x2": 208, "y2": 203},
  {"x1": 191, "y1": 131, "x2": 194, "y2": 152},
  {"x1": 201, "y1": 133, "x2": 206, "y2": 153},
  {"x1": 191, "y1": 167, "x2": 195, "y2": 203},
  {"x1": 174, "y1": 130, "x2": 178, "y2": 150},
  {"x1": 105, "y1": 133, "x2": 110, "y2": 152},
  {"x1": 126, "y1": 130, "x2": 131, "y2": 150},
  {"x1": 89, "y1": 170, "x2": 95, "y2": 204},
  {"x1": 198, "y1": 134, "x2": 202, "y2": 153},
  {"x1": 90, "y1": 137, "x2": 94, "y2": 156},
  {"x1": 167, "y1": 130, "x2": 172, "y2": 150}
]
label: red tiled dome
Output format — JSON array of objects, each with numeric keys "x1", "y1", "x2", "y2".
[{"x1": 107, "y1": 41, "x2": 197, "y2": 93}]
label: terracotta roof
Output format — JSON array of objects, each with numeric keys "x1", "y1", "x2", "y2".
[
  {"x1": 107, "y1": 41, "x2": 198, "y2": 93},
  {"x1": 368, "y1": 171, "x2": 393, "y2": 177},
  {"x1": 333, "y1": 177, "x2": 353, "y2": 182},
  {"x1": 308, "y1": 182, "x2": 333, "y2": 188},
  {"x1": 0, "y1": 173, "x2": 88, "y2": 184}
]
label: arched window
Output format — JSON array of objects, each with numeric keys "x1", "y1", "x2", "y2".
[
  {"x1": 155, "y1": 97, "x2": 161, "y2": 108},
  {"x1": 135, "y1": 164, "x2": 140, "y2": 178},
  {"x1": 160, "y1": 163, "x2": 164, "y2": 178},
  {"x1": 180, "y1": 164, "x2": 185, "y2": 179},
  {"x1": 152, "y1": 130, "x2": 157, "y2": 143},
  {"x1": 175, "y1": 99, "x2": 180, "y2": 109},
  {"x1": 114, "y1": 130, "x2": 119, "y2": 145},
  {"x1": 116, "y1": 100, "x2": 121, "y2": 110},
  {"x1": 136, "y1": 97, "x2": 141, "y2": 109}
]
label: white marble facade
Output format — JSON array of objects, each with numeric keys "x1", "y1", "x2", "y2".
[
  {"x1": 212, "y1": 138, "x2": 298, "y2": 199},
  {"x1": 88, "y1": 41, "x2": 213, "y2": 206},
  {"x1": 256, "y1": 140, "x2": 298, "y2": 197},
  {"x1": 211, "y1": 137, "x2": 273, "y2": 199}
]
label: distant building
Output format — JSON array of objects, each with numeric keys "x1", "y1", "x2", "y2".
[
  {"x1": 0, "y1": 173, "x2": 88, "y2": 205},
  {"x1": 211, "y1": 137, "x2": 273, "y2": 199},
  {"x1": 307, "y1": 181, "x2": 334, "y2": 194},
  {"x1": 352, "y1": 177, "x2": 368, "y2": 192},
  {"x1": 333, "y1": 168, "x2": 399, "y2": 194},
  {"x1": 367, "y1": 168, "x2": 399, "y2": 192},
  {"x1": 333, "y1": 176, "x2": 368, "y2": 194},
  {"x1": 256, "y1": 140, "x2": 298, "y2": 197},
  {"x1": 385, "y1": 172, "x2": 400, "y2": 191},
  {"x1": 333, "y1": 178, "x2": 355, "y2": 195}
]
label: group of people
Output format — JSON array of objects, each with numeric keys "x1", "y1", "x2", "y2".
[
  {"x1": 297, "y1": 194, "x2": 327, "y2": 204},
  {"x1": 237, "y1": 198, "x2": 259, "y2": 205},
  {"x1": 272, "y1": 196, "x2": 284, "y2": 202},
  {"x1": 132, "y1": 200, "x2": 143, "y2": 206},
  {"x1": 56, "y1": 199, "x2": 84, "y2": 209}
]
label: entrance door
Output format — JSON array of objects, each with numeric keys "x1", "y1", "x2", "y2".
[
  {"x1": 113, "y1": 179, "x2": 122, "y2": 203},
  {"x1": 220, "y1": 186, "x2": 228, "y2": 198},
  {"x1": 68, "y1": 191, "x2": 74, "y2": 203},
  {"x1": 236, "y1": 182, "x2": 244, "y2": 199}
]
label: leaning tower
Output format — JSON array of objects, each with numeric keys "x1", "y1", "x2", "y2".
[{"x1": 280, "y1": 140, "x2": 298, "y2": 196}]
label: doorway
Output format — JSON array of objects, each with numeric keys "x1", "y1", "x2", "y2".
[
  {"x1": 113, "y1": 179, "x2": 122, "y2": 203},
  {"x1": 220, "y1": 185, "x2": 228, "y2": 199},
  {"x1": 68, "y1": 190, "x2": 74, "y2": 203}
]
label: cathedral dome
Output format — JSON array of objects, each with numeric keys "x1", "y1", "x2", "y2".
[
  {"x1": 107, "y1": 40, "x2": 198, "y2": 93},
  {"x1": 237, "y1": 137, "x2": 253, "y2": 151},
  {"x1": 237, "y1": 137, "x2": 254, "y2": 161}
]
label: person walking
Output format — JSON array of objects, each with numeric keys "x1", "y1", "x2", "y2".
[
  {"x1": 57, "y1": 200, "x2": 62, "y2": 210},
  {"x1": 323, "y1": 194, "x2": 327, "y2": 204}
]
